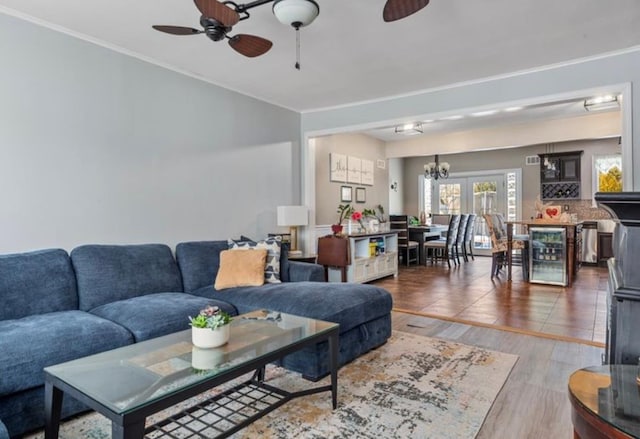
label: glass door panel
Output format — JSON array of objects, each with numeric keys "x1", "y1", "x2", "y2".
[
  {"x1": 469, "y1": 175, "x2": 504, "y2": 254},
  {"x1": 434, "y1": 174, "x2": 505, "y2": 255},
  {"x1": 436, "y1": 179, "x2": 463, "y2": 214}
]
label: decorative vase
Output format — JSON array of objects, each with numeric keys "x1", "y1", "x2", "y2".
[
  {"x1": 331, "y1": 224, "x2": 343, "y2": 235},
  {"x1": 191, "y1": 325, "x2": 230, "y2": 349}
]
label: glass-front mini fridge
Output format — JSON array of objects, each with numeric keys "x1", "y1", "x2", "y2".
[{"x1": 529, "y1": 227, "x2": 567, "y2": 286}]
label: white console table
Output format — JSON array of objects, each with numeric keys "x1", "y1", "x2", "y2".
[{"x1": 326, "y1": 232, "x2": 398, "y2": 283}]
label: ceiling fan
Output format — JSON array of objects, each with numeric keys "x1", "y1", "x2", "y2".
[{"x1": 152, "y1": 0, "x2": 430, "y2": 59}]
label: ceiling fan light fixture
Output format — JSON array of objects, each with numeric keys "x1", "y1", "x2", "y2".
[{"x1": 272, "y1": 0, "x2": 320, "y2": 28}]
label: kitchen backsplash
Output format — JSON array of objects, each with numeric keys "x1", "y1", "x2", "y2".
[{"x1": 561, "y1": 199, "x2": 614, "y2": 220}]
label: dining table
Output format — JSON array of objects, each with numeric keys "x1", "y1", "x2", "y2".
[{"x1": 408, "y1": 225, "x2": 448, "y2": 264}]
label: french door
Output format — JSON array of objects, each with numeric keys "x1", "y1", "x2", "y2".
[{"x1": 433, "y1": 174, "x2": 506, "y2": 255}]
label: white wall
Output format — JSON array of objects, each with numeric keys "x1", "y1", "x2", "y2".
[{"x1": 0, "y1": 14, "x2": 300, "y2": 253}]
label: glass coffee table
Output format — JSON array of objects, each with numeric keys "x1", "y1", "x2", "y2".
[{"x1": 44, "y1": 309, "x2": 339, "y2": 439}]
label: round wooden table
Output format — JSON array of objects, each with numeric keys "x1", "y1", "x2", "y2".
[{"x1": 569, "y1": 365, "x2": 640, "y2": 438}]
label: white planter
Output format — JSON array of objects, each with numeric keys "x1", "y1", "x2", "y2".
[{"x1": 191, "y1": 325, "x2": 230, "y2": 349}]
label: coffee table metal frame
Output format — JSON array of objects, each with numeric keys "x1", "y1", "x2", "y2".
[{"x1": 44, "y1": 312, "x2": 339, "y2": 439}]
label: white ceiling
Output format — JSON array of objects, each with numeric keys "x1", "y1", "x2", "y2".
[{"x1": 1, "y1": 0, "x2": 640, "y2": 112}]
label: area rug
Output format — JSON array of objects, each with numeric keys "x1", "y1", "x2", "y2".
[{"x1": 28, "y1": 331, "x2": 517, "y2": 439}]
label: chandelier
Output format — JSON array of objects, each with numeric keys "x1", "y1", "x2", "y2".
[{"x1": 424, "y1": 155, "x2": 450, "y2": 180}]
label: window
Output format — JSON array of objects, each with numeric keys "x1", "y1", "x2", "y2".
[{"x1": 593, "y1": 155, "x2": 622, "y2": 193}]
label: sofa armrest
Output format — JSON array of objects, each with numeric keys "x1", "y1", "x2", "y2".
[{"x1": 287, "y1": 261, "x2": 325, "y2": 282}]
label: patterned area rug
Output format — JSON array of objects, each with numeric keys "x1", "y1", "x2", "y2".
[{"x1": 28, "y1": 331, "x2": 517, "y2": 439}]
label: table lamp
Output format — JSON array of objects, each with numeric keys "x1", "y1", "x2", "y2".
[{"x1": 277, "y1": 206, "x2": 308, "y2": 254}]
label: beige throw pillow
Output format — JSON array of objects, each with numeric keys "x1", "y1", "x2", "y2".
[{"x1": 214, "y1": 249, "x2": 267, "y2": 290}]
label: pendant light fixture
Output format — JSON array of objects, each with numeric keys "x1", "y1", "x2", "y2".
[{"x1": 272, "y1": 0, "x2": 320, "y2": 69}]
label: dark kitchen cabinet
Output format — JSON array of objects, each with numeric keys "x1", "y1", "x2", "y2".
[{"x1": 539, "y1": 151, "x2": 583, "y2": 200}]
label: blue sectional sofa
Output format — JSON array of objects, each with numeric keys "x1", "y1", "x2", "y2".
[{"x1": 0, "y1": 241, "x2": 393, "y2": 437}]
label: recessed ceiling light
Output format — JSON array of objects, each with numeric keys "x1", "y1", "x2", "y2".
[
  {"x1": 471, "y1": 110, "x2": 498, "y2": 117},
  {"x1": 504, "y1": 106, "x2": 523, "y2": 112},
  {"x1": 441, "y1": 115, "x2": 464, "y2": 121},
  {"x1": 394, "y1": 123, "x2": 423, "y2": 135}
]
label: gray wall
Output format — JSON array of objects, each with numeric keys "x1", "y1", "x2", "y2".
[
  {"x1": 301, "y1": 49, "x2": 640, "y2": 190},
  {"x1": 0, "y1": 14, "x2": 301, "y2": 253},
  {"x1": 402, "y1": 138, "x2": 620, "y2": 220},
  {"x1": 314, "y1": 133, "x2": 388, "y2": 225}
]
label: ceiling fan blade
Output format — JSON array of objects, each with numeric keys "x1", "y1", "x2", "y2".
[
  {"x1": 194, "y1": 0, "x2": 239, "y2": 27},
  {"x1": 383, "y1": 0, "x2": 430, "y2": 22},
  {"x1": 228, "y1": 34, "x2": 273, "y2": 58},
  {"x1": 152, "y1": 25, "x2": 202, "y2": 35}
]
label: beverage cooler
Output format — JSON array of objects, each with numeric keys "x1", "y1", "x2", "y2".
[{"x1": 529, "y1": 227, "x2": 568, "y2": 286}]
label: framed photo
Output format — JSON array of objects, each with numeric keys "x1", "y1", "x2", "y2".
[
  {"x1": 356, "y1": 187, "x2": 366, "y2": 203},
  {"x1": 340, "y1": 186, "x2": 352, "y2": 202},
  {"x1": 330, "y1": 153, "x2": 347, "y2": 182},
  {"x1": 361, "y1": 159, "x2": 374, "y2": 186}
]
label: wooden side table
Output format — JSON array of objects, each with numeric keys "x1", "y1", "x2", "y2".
[{"x1": 568, "y1": 365, "x2": 640, "y2": 438}]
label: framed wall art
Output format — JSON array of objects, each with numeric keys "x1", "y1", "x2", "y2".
[
  {"x1": 356, "y1": 187, "x2": 366, "y2": 203},
  {"x1": 340, "y1": 186, "x2": 352, "y2": 202},
  {"x1": 347, "y1": 156, "x2": 361, "y2": 184},
  {"x1": 361, "y1": 159, "x2": 374, "y2": 186},
  {"x1": 330, "y1": 153, "x2": 347, "y2": 182}
]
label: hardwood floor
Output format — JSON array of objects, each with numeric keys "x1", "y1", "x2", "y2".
[
  {"x1": 372, "y1": 256, "x2": 608, "y2": 345},
  {"x1": 393, "y1": 312, "x2": 603, "y2": 438}
]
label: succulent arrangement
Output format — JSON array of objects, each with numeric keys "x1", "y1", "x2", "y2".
[{"x1": 189, "y1": 305, "x2": 232, "y2": 330}]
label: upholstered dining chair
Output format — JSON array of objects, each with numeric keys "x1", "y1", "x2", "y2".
[
  {"x1": 483, "y1": 214, "x2": 528, "y2": 279},
  {"x1": 462, "y1": 214, "x2": 477, "y2": 262},
  {"x1": 389, "y1": 214, "x2": 419, "y2": 266},
  {"x1": 424, "y1": 214, "x2": 461, "y2": 268},
  {"x1": 454, "y1": 214, "x2": 469, "y2": 265}
]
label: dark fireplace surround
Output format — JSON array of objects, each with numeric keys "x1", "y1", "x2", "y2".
[{"x1": 596, "y1": 192, "x2": 640, "y2": 364}]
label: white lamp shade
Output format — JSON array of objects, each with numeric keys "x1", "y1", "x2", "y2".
[
  {"x1": 277, "y1": 206, "x2": 309, "y2": 226},
  {"x1": 272, "y1": 0, "x2": 320, "y2": 27}
]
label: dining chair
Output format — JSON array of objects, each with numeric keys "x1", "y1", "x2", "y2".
[
  {"x1": 389, "y1": 214, "x2": 419, "y2": 266},
  {"x1": 454, "y1": 214, "x2": 469, "y2": 265},
  {"x1": 494, "y1": 212, "x2": 529, "y2": 269},
  {"x1": 483, "y1": 214, "x2": 528, "y2": 279},
  {"x1": 424, "y1": 214, "x2": 460, "y2": 268},
  {"x1": 317, "y1": 235, "x2": 350, "y2": 282},
  {"x1": 462, "y1": 214, "x2": 477, "y2": 262}
]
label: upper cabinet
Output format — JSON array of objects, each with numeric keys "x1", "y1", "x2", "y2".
[{"x1": 539, "y1": 151, "x2": 583, "y2": 200}]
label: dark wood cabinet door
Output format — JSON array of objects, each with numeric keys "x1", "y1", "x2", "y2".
[{"x1": 560, "y1": 156, "x2": 581, "y2": 181}]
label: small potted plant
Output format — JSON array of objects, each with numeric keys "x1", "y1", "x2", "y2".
[
  {"x1": 334, "y1": 204, "x2": 354, "y2": 234},
  {"x1": 189, "y1": 305, "x2": 233, "y2": 348}
]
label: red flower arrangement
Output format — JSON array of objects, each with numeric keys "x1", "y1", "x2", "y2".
[{"x1": 351, "y1": 211, "x2": 366, "y2": 231}]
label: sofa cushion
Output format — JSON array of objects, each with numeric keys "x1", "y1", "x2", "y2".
[
  {"x1": 191, "y1": 281, "x2": 392, "y2": 334},
  {"x1": 0, "y1": 311, "x2": 133, "y2": 396},
  {"x1": 71, "y1": 244, "x2": 184, "y2": 311},
  {"x1": 0, "y1": 418, "x2": 7, "y2": 439},
  {"x1": 175, "y1": 241, "x2": 230, "y2": 292},
  {"x1": 0, "y1": 249, "x2": 78, "y2": 321},
  {"x1": 214, "y1": 249, "x2": 267, "y2": 290},
  {"x1": 228, "y1": 237, "x2": 282, "y2": 283},
  {"x1": 90, "y1": 292, "x2": 237, "y2": 342}
]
